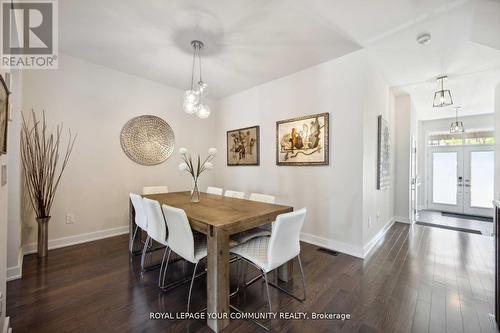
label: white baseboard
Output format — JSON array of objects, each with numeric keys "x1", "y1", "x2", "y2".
[
  {"x1": 394, "y1": 216, "x2": 411, "y2": 224},
  {"x1": 362, "y1": 217, "x2": 395, "y2": 258},
  {"x1": 6, "y1": 248, "x2": 24, "y2": 281},
  {"x1": 23, "y1": 225, "x2": 129, "y2": 255},
  {"x1": 300, "y1": 232, "x2": 364, "y2": 258}
]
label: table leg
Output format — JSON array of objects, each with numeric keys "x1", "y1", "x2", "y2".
[
  {"x1": 129, "y1": 199, "x2": 136, "y2": 254},
  {"x1": 207, "y1": 226, "x2": 230, "y2": 332},
  {"x1": 278, "y1": 260, "x2": 294, "y2": 282}
]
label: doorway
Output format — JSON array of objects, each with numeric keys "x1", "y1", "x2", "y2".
[{"x1": 427, "y1": 144, "x2": 494, "y2": 217}]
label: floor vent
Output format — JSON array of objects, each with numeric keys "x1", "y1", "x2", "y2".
[{"x1": 318, "y1": 248, "x2": 339, "y2": 256}]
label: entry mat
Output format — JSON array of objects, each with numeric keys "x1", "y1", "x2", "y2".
[
  {"x1": 441, "y1": 212, "x2": 493, "y2": 223},
  {"x1": 416, "y1": 221, "x2": 482, "y2": 235}
]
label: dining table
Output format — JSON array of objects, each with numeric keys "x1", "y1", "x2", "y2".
[{"x1": 129, "y1": 191, "x2": 294, "y2": 332}]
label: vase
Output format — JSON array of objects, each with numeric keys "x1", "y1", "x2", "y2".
[
  {"x1": 36, "y1": 216, "x2": 51, "y2": 258},
  {"x1": 191, "y1": 177, "x2": 200, "y2": 203}
]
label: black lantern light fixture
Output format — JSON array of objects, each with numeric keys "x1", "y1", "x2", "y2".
[
  {"x1": 433, "y1": 75, "x2": 453, "y2": 108},
  {"x1": 450, "y1": 107, "x2": 464, "y2": 133}
]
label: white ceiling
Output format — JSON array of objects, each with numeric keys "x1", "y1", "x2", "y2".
[{"x1": 60, "y1": 0, "x2": 500, "y2": 113}]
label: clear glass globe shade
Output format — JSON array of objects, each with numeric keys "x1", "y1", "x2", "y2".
[
  {"x1": 198, "y1": 81, "x2": 208, "y2": 96},
  {"x1": 196, "y1": 104, "x2": 211, "y2": 119},
  {"x1": 183, "y1": 100, "x2": 197, "y2": 114},
  {"x1": 184, "y1": 89, "x2": 199, "y2": 105}
]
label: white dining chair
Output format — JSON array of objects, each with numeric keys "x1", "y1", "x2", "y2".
[
  {"x1": 224, "y1": 190, "x2": 245, "y2": 199},
  {"x1": 231, "y1": 193, "x2": 276, "y2": 244},
  {"x1": 161, "y1": 204, "x2": 208, "y2": 312},
  {"x1": 230, "y1": 208, "x2": 307, "y2": 330},
  {"x1": 206, "y1": 186, "x2": 223, "y2": 195},
  {"x1": 143, "y1": 186, "x2": 169, "y2": 195},
  {"x1": 129, "y1": 193, "x2": 148, "y2": 253},
  {"x1": 142, "y1": 198, "x2": 170, "y2": 285}
]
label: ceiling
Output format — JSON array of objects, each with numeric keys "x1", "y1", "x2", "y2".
[{"x1": 60, "y1": 0, "x2": 500, "y2": 112}]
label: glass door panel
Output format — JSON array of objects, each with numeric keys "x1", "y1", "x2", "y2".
[
  {"x1": 432, "y1": 152, "x2": 458, "y2": 205},
  {"x1": 470, "y1": 151, "x2": 494, "y2": 208}
]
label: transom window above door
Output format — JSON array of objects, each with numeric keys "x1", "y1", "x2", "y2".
[{"x1": 428, "y1": 130, "x2": 495, "y2": 146}]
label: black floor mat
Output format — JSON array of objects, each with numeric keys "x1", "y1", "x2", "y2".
[
  {"x1": 441, "y1": 212, "x2": 493, "y2": 222},
  {"x1": 416, "y1": 221, "x2": 482, "y2": 234}
]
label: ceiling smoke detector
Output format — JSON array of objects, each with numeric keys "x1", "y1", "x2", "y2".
[{"x1": 416, "y1": 33, "x2": 431, "y2": 45}]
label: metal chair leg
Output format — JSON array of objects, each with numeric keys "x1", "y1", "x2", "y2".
[
  {"x1": 129, "y1": 225, "x2": 139, "y2": 253},
  {"x1": 140, "y1": 235, "x2": 151, "y2": 271},
  {"x1": 187, "y1": 261, "x2": 200, "y2": 313},
  {"x1": 265, "y1": 255, "x2": 306, "y2": 302},
  {"x1": 158, "y1": 246, "x2": 169, "y2": 287},
  {"x1": 160, "y1": 248, "x2": 172, "y2": 288},
  {"x1": 263, "y1": 272, "x2": 272, "y2": 331}
]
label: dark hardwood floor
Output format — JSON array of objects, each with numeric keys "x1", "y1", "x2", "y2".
[{"x1": 7, "y1": 223, "x2": 497, "y2": 332}]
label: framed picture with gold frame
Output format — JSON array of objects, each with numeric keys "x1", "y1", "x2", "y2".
[{"x1": 276, "y1": 112, "x2": 329, "y2": 166}]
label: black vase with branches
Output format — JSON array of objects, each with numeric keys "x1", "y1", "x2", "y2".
[{"x1": 21, "y1": 110, "x2": 76, "y2": 257}]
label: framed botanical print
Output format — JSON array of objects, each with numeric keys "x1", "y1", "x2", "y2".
[
  {"x1": 377, "y1": 115, "x2": 391, "y2": 190},
  {"x1": 276, "y1": 112, "x2": 329, "y2": 166},
  {"x1": 227, "y1": 125, "x2": 260, "y2": 166},
  {"x1": 0, "y1": 74, "x2": 10, "y2": 155}
]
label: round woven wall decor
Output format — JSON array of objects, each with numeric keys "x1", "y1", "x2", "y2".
[{"x1": 120, "y1": 115, "x2": 175, "y2": 166}]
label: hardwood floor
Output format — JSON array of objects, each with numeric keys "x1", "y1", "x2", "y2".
[{"x1": 7, "y1": 223, "x2": 497, "y2": 332}]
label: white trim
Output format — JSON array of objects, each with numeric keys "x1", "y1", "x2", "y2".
[
  {"x1": 6, "y1": 249, "x2": 23, "y2": 281},
  {"x1": 394, "y1": 216, "x2": 411, "y2": 224},
  {"x1": 23, "y1": 225, "x2": 129, "y2": 255},
  {"x1": 300, "y1": 232, "x2": 364, "y2": 258},
  {"x1": 362, "y1": 217, "x2": 396, "y2": 258}
]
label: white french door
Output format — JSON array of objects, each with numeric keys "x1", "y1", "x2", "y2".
[{"x1": 428, "y1": 145, "x2": 494, "y2": 217}]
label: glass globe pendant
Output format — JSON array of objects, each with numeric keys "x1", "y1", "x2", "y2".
[{"x1": 183, "y1": 40, "x2": 210, "y2": 118}]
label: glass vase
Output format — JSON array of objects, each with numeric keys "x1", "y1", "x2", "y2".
[{"x1": 191, "y1": 177, "x2": 200, "y2": 202}]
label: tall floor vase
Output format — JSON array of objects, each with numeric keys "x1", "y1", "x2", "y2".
[{"x1": 36, "y1": 217, "x2": 50, "y2": 258}]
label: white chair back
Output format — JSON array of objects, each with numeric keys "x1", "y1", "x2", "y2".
[
  {"x1": 143, "y1": 186, "x2": 169, "y2": 195},
  {"x1": 142, "y1": 198, "x2": 168, "y2": 245},
  {"x1": 206, "y1": 186, "x2": 223, "y2": 195},
  {"x1": 129, "y1": 193, "x2": 147, "y2": 230},
  {"x1": 249, "y1": 193, "x2": 275, "y2": 204},
  {"x1": 267, "y1": 208, "x2": 306, "y2": 271},
  {"x1": 224, "y1": 190, "x2": 245, "y2": 199},
  {"x1": 162, "y1": 204, "x2": 196, "y2": 263}
]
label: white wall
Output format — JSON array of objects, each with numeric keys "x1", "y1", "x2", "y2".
[
  {"x1": 394, "y1": 95, "x2": 411, "y2": 221},
  {"x1": 19, "y1": 53, "x2": 217, "y2": 250},
  {"x1": 213, "y1": 50, "x2": 394, "y2": 258}
]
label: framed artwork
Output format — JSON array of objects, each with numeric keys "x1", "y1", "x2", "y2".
[
  {"x1": 276, "y1": 112, "x2": 329, "y2": 166},
  {"x1": 377, "y1": 115, "x2": 391, "y2": 190},
  {"x1": 227, "y1": 125, "x2": 260, "y2": 166},
  {"x1": 0, "y1": 74, "x2": 10, "y2": 155}
]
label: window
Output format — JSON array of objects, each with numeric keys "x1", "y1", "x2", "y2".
[{"x1": 428, "y1": 130, "x2": 495, "y2": 146}]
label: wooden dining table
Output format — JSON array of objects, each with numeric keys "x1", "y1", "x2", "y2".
[{"x1": 129, "y1": 191, "x2": 293, "y2": 332}]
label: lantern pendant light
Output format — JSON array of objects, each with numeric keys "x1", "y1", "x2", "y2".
[
  {"x1": 450, "y1": 107, "x2": 464, "y2": 133},
  {"x1": 433, "y1": 75, "x2": 453, "y2": 108}
]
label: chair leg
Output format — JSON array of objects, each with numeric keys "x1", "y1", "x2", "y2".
[
  {"x1": 129, "y1": 225, "x2": 139, "y2": 253},
  {"x1": 160, "y1": 248, "x2": 172, "y2": 289},
  {"x1": 187, "y1": 261, "x2": 200, "y2": 313},
  {"x1": 262, "y1": 271, "x2": 272, "y2": 331},
  {"x1": 158, "y1": 246, "x2": 169, "y2": 287},
  {"x1": 140, "y1": 235, "x2": 151, "y2": 271},
  {"x1": 265, "y1": 255, "x2": 306, "y2": 302}
]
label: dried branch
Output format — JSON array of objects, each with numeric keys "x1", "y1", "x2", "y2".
[{"x1": 21, "y1": 110, "x2": 77, "y2": 218}]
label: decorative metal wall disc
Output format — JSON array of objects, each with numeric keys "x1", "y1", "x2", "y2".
[{"x1": 120, "y1": 115, "x2": 175, "y2": 165}]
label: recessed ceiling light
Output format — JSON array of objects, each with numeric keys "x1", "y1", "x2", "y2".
[{"x1": 417, "y1": 33, "x2": 431, "y2": 45}]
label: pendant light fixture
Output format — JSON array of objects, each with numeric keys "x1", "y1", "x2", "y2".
[
  {"x1": 183, "y1": 40, "x2": 210, "y2": 119},
  {"x1": 450, "y1": 107, "x2": 464, "y2": 133},
  {"x1": 433, "y1": 75, "x2": 453, "y2": 108}
]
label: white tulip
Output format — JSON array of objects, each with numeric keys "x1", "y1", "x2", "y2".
[
  {"x1": 179, "y1": 147, "x2": 188, "y2": 155},
  {"x1": 178, "y1": 162, "x2": 189, "y2": 171},
  {"x1": 204, "y1": 162, "x2": 214, "y2": 170},
  {"x1": 208, "y1": 147, "x2": 217, "y2": 156}
]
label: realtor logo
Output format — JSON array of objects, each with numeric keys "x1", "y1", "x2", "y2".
[{"x1": 1, "y1": 0, "x2": 58, "y2": 69}]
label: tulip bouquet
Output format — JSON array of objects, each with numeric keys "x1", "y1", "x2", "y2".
[{"x1": 178, "y1": 147, "x2": 217, "y2": 202}]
